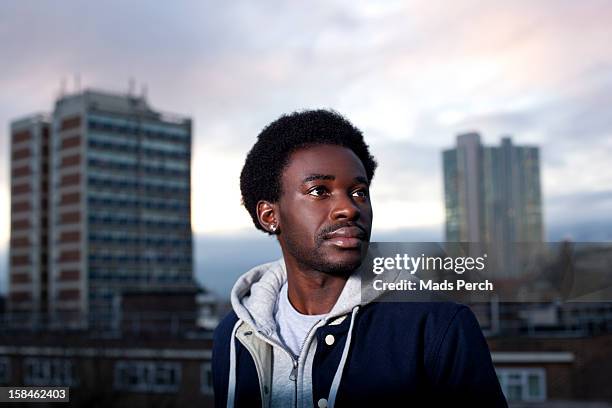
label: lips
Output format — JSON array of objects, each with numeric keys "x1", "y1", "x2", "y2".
[{"x1": 324, "y1": 226, "x2": 366, "y2": 249}]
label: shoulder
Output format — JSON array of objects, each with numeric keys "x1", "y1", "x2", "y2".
[
  {"x1": 213, "y1": 310, "x2": 240, "y2": 346},
  {"x1": 359, "y1": 301, "x2": 479, "y2": 350},
  {"x1": 211, "y1": 311, "x2": 240, "y2": 406},
  {"x1": 362, "y1": 300, "x2": 469, "y2": 326}
]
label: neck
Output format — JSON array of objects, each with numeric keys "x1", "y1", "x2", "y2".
[{"x1": 283, "y1": 258, "x2": 349, "y2": 315}]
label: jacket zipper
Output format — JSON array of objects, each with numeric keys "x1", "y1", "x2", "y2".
[
  {"x1": 288, "y1": 316, "x2": 326, "y2": 378},
  {"x1": 294, "y1": 318, "x2": 329, "y2": 407},
  {"x1": 250, "y1": 316, "x2": 329, "y2": 407},
  {"x1": 291, "y1": 359, "x2": 298, "y2": 407},
  {"x1": 290, "y1": 359, "x2": 298, "y2": 380}
]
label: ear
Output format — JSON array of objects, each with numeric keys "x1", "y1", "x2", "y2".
[{"x1": 256, "y1": 200, "x2": 279, "y2": 234}]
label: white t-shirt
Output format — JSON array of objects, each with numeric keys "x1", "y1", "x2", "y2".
[{"x1": 274, "y1": 282, "x2": 327, "y2": 358}]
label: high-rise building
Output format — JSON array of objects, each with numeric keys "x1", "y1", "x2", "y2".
[
  {"x1": 9, "y1": 89, "x2": 195, "y2": 328},
  {"x1": 443, "y1": 133, "x2": 544, "y2": 276},
  {"x1": 9, "y1": 114, "x2": 51, "y2": 325}
]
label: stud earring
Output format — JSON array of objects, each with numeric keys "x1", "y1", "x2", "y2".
[{"x1": 270, "y1": 224, "x2": 278, "y2": 233}]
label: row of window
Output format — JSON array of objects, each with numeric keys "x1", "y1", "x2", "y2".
[
  {"x1": 91, "y1": 209, "x2": 186, "y2": 222},
  {"x1": 88, "y1": 196, "x2": 189, "y2": 212},
  {"x1": 89, "y1": 140, "x2": 190, "y2": 160},
  {"x1": 88, "y1": 253, "x2": 191, "y2": 265},
  {"x1": 88, "y1": 230, "x2": 188, "y2": 240},
  {"x1": 88, "y1": 290, "x2": 116, "y2": 300},
  {"x1": 89, "y1": 191, "x2": 189, "y2": 203},
  {"x1": 496, "y1": 368, "x2": 545, "y2": 402},
  {"x1": 89, "y1": 133, "x2": 188, "y2": 154},
  {"x1": 88, "y1": 215, "x2": 190, "y2": 229},
  {"x1": 88, "y1": 158, "x2": 189, "y2": 178},
  {"x1": 114, "y1": 361, "x2": 181, "y2": 393},
  {"x1": 115, "y1": 361, "x2": 212, "y2": 394},
  {"x1": 0, "y1": 357, "x2": 78, "y2": 386},
  {"x1": 0, "y1": 356, "x2": 549, "y2": 401},
  {"x1": 0, "y1": 357, "x2": 212, "y2": 395},
  {"x1": 89, "y1": 271, "x2": 193, "y2": 283},
  {"x1": 87, "y1": 222, "x2": 188, "y2": 233},
  {"x1": 88, "y1": 139, "x2": 189, "y2": 160},
  {"x1": 88, "y1": 117, "x2": 189, "y2": 143},
  {"x1": 88, "y1": 149, "x2": 189, "y2": 169},
  {"x1": 89, "y1": 234, "x2": 191, "y2": 247},
  {"x1": 88, "y1": 176, "x2": 190, "y2": 194},
  {"x1": 88, "y1": 265, "x2": 193, "y2": 286},
  {"x1": 89, "y1": 174, "x2": 189, "y2": 189},
  {"x1": 87, "y1": 143, "x2": 189, "y2": 161}
]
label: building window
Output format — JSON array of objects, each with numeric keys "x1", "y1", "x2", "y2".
[
  {"x1": 200, "y1": 362, "x2": 213, "y2": 395},
  {"x1": 0, "y1": 357, "x2": 10, "y2": 384},
  {"x1": 114, "y1": 361, "x2": 181, "y2": 393},
  {"x1": 496, "y1": 367, "x2": 546, "y2": 402},
  {"x1": 23, "y1": 358, "x2": 77, "y2": 386}
]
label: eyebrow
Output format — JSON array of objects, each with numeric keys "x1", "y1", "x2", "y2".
[
  {"x1": 302, "y1": 174, "x2": 335, "y2": 183},
  {"x1": 354, "y1": 176, "x2": 369, "y2": 185},
  {"x1": 302, "y1": 174, "x2": 370, "y2": 185}
]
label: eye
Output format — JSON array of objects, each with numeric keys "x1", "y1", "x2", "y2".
[
  {"x1": 352, "y1": 188, "x2": 369, "y2": 199},
  {"x1": 308, "y1": 186, "x2": 329, "y2": 197}
]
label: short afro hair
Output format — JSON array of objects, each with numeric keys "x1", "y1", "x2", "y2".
[{"x1": 240, "y1": 109, "x2": 377, "y2": 234}]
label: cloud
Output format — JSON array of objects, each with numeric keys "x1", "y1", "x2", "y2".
[
  {"x1": 1, "y1": 0, "x2": 612, "y2": 293},
  {"x1": 546, "y1": 190, "x2": 612, "y2": 226}
]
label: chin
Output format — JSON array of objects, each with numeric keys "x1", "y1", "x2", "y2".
[{"x1": 318, "y1": 252, "x2": 364, "y2": 276}]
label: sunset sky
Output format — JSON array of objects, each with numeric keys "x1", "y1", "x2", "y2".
[{"x1": 2, "y1": 0, "x2": 611, "y2": 295}]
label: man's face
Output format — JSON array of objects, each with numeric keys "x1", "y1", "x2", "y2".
[{"x1": 276, "y1": 144, "x2": 373, "y2": 276}]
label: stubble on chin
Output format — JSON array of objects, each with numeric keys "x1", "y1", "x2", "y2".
[{"x1": 302, "y1": 239, "x2": 364, "y2": 277}]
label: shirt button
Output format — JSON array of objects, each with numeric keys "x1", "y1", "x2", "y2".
[
  {"x1": 317, "y1": 398, "x2": 328, "y2": 408},
  {"x1": 325, "y1": 334, "x2": 335, "y2": 346}
]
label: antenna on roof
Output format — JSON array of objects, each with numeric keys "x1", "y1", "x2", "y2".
[
  {"x1": 128, "y1": 77, "x2": 136, "y2": 97},
  {"x1": 74, "y1": 73, "x2": 81, "y2": 93},
  {"x1": 59, "y1": 77, "x2": 67, "y2": 98},
  {"x1": 141, "y1": 83, "x2": 148, "y2": 100}
]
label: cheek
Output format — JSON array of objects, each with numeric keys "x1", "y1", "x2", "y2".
[
  {"x1": 290, "y1": 214, "x2": 319, "y2": 239},
  {"x1": 358, "y1": 201, "x2": 373, "y2": 221},
  {"x1": 281, "y1": 206, "x2": 323, "y2": 240},
  {"x1": 281, "y1": 217, "x2": 319, "y2": 253}
]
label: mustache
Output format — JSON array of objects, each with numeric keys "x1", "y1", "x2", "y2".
[{"x1": 317, "y1": 221, "x2": 368, "y2": 241}]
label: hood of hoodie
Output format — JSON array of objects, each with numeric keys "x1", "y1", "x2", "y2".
[{"x1": 230, "y1": 257, "x2": 375, "y2": 337}]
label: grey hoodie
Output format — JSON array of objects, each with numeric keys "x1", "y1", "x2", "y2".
[{"x1": 228, "y1": 258, "x2": 366, "y2": 408}]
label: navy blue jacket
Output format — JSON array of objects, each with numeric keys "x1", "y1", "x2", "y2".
[{"x1": 213, "y1": 301, "x2": 507, "y2": 407}]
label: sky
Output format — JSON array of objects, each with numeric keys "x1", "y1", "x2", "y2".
[{"x1": 1, "y1": 0, "x2": 611, "y2": 296}]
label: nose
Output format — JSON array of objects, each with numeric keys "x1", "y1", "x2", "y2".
[{"x1": 330, "y1": 192, "x2": 361, "y2": 221}]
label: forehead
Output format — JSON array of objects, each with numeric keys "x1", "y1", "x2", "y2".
[{"x1": 282, "y1": 144, "x2": 367, "y2": 184}]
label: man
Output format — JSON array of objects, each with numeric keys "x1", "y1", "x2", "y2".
[{"x1": 212, "y1": 110, "x2": 507, "y2": 407}]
